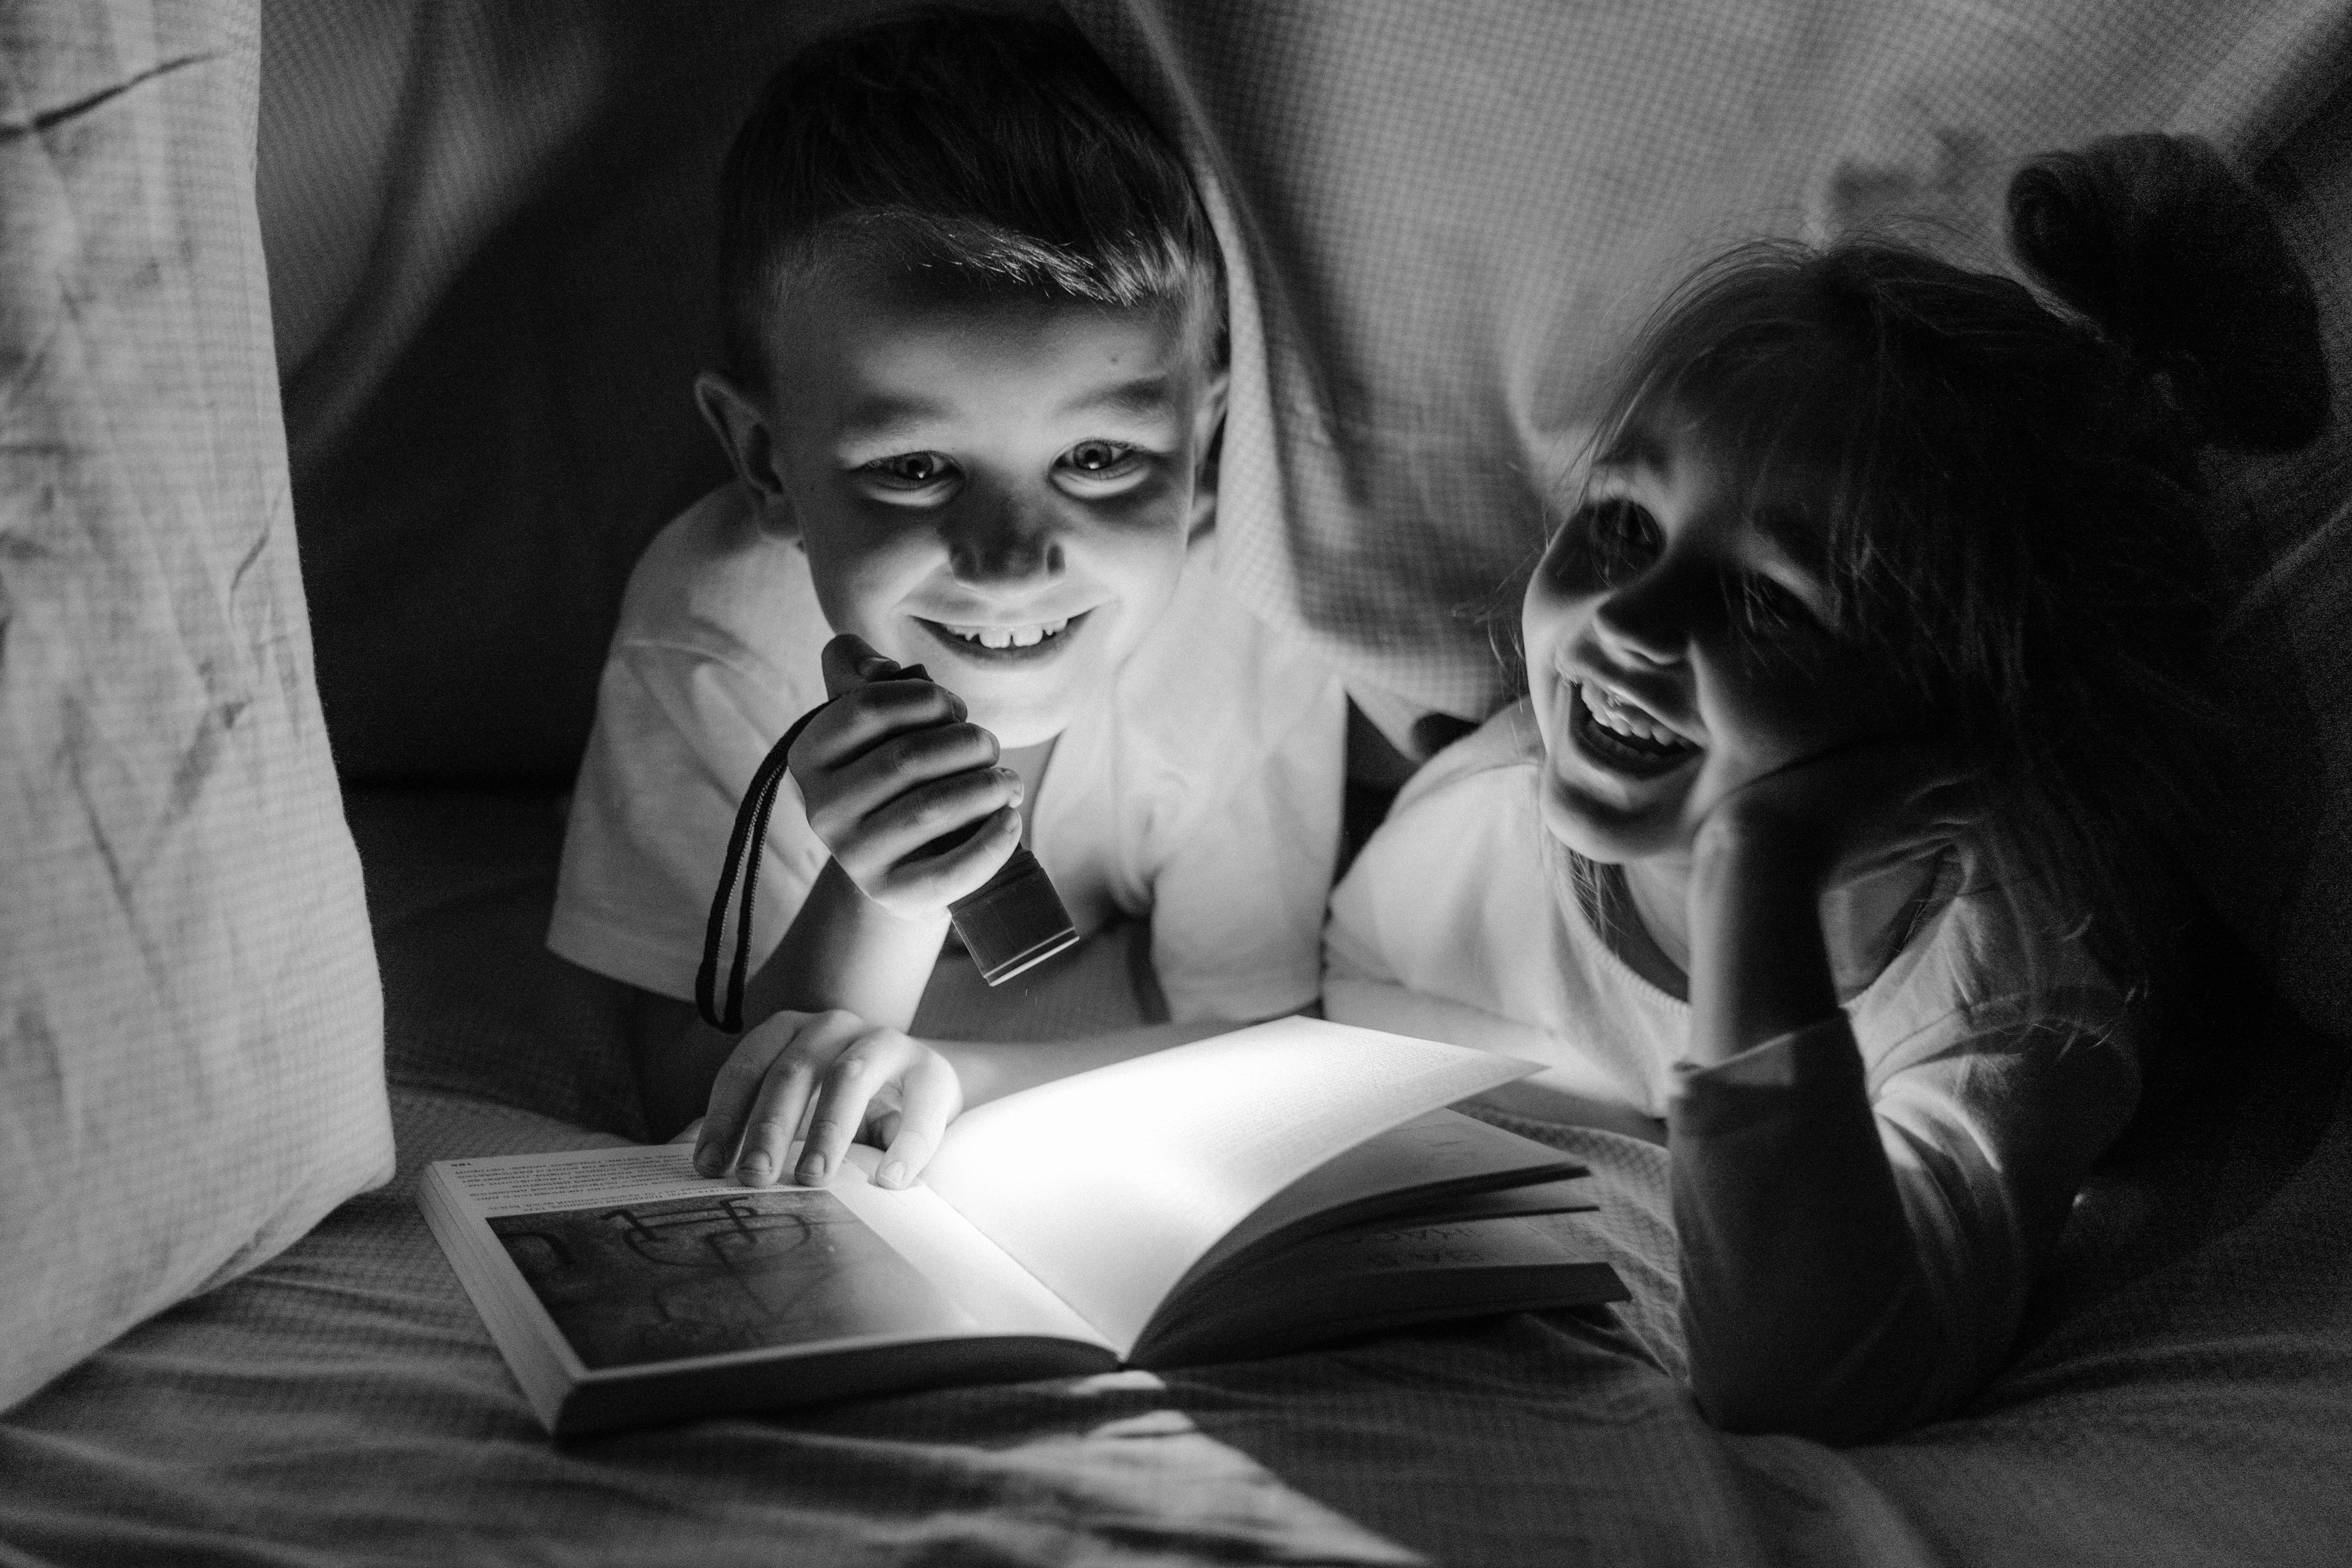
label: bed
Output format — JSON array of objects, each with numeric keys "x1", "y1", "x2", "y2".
[{"x1": 5, "y1": 3, "x2": 2350, "y2": 1563}]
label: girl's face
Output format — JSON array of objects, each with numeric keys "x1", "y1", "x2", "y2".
[{"x1": 1521, "y1": 426, "x2": 1910, "y2": 864}]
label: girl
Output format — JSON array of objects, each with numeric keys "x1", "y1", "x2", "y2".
[{"x1": 1322, "y1": 133, "x2": 2328, "y2": 1442}]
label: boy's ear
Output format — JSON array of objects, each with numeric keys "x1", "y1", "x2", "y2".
[
  {"x1": 694, "y1": 370, "x2": 797, "y2": 537},
  {"x1": 1189, "y1": 368, "x2": 1230, "y2": 541}
]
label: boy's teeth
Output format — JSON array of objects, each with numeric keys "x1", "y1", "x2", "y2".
[{"x1": 948, "y1": 618, "x2": 1069, "y2": 650}]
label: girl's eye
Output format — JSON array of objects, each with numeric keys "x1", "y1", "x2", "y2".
[
  {"x1": 1061, "y1": 439, "x2": 1142, "y2": 479},
  {"x1": 863, "y1": 452, "x2": 955, "y2": 489},
  {"x1": 1578, "y1": 496, "x2": 1663, "y2": 584},
  {"x1": 1733, "y1": 573, "x2": 1817, "y2": 640}
]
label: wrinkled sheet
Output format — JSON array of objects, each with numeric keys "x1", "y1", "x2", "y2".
[{"x1": 4, "y1": 791, "x2": 2347, "y2": 1567}]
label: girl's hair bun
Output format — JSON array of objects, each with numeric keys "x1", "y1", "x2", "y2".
[{"x1": 2006, "y1": 132, "x2": 2328, "y2": 454}]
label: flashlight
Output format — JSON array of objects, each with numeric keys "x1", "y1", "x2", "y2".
[
  {"x1": 697, "y1": 652, "x2": 1081, "y2": 1032},
  {"x1": 871, "y1": 661, "x2": 1080, "y2": 986}
]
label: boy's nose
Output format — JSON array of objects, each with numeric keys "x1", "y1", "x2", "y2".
[{"x1": 945, "y1": 492, "x2": 1065, "y2": 584}]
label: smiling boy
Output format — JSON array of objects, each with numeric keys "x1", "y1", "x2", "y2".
[{"x1": 548, "y1": 9, "x2": 1343, "y2": 1173}]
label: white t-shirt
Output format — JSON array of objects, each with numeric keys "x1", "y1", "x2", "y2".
[
  {"x1": 551, "y1": 485, "x2": 1345, "y2": 1024},
  {"x1": 1325, "y1": 699, "x2": 2143, "y2": 1418}
]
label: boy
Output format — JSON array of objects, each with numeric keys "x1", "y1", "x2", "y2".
[{"x1": 549, "y1": 8, "x2": 1343, "y2": 1187}]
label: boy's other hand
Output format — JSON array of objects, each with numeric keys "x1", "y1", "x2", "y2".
[
  {"x1": 790, "y1": 633, "x2": 1024, "y2": 921},
  {"x1": 693, "y1": 1007, "x2": 962, "y2": 1190}
]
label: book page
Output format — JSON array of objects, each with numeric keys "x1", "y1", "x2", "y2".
[
  {"x1": 1136, "y1": 1211, "x2": 1624, "y2": 1367},
  {"x1": 829, "y1": 1148, "x2": 1111, "y2": 1348},
  {"x1": 436, "y1": 1144, "x2": 1102, "y2": 1360},
  {"x1": 1174, "y1": 1109, "x2": 1581, "y2": 1288},
  {"x1": 918, "y1": 1017, "x2": 1534, "y2": 1352},
  {"x1": 438, "y1": 1148, "x2": 974, "y2": 1371},
  {"x1": 443, "y1": 1144, "x2": 771, "y2": 1218}
]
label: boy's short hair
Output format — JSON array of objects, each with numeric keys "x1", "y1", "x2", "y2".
[{"x1": 718, "y1": 4, "x2": 1223, "y2": 384}]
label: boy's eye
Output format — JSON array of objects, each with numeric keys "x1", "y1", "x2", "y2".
[
  {"x1": 1571, "y1": 497, "x2": 1663, "y2": 585},
  {"x1": 862, "y1": 452, "x2": 956, "y2": 489},
  {"x1": 1059, "y1": 439, "x2": 1144, "y2": 481}
]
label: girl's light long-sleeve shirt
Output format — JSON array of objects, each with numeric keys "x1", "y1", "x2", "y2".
[{"x1": 1323, "y1": 701, "x2": 2141, "y2": 1437}]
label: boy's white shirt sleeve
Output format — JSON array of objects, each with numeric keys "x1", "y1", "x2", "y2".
[
  {"x1": 1103, "y1": 537, "x2": 1347, "y2": 1025},
  {"x1": 549, "y1": 641, "x2": 829, "y2": 1000},
  {"x1": 549, "y1": 488, "x2": 831, "y2": 1002},
  {"x1": 1142, "y1": 668, "x2": 1345, "y2": 1022}
]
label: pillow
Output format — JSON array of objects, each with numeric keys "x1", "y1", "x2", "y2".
[{"x1": 0, "y1": 0, "x2": 393, "y2": 1409}]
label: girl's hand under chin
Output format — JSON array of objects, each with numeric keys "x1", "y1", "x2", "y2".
[
  {"x1": 1683, "y1": 741, "x2": 1980, "y2": 1049},
  {"x1": 1695, "y1": 739, "x2": 1978, "y2": 891}
]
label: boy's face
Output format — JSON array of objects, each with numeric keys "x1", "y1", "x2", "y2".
[{"x1": 707, "y1": 272, "x2": 1224, "y2": 748}]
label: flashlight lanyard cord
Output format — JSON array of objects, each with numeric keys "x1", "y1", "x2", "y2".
[{"x1": 695, "y1": 699, "x2": 831, "y2": 1033}]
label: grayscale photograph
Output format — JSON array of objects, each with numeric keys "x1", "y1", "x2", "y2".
[{"x1": 4, "y1": 1, "x2": 2347, "y2": 1564}]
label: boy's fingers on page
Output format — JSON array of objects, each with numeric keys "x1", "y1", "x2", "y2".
[
  {"x1": 731, "y1": 1056, "x2": 825, "y2": 1187},
  {"x1": 700, "y1": 1011, "x2": 857, "y2": 1183},
  {"x1": 795, "y1": 1027, "x2": 910, "y2": 1187},
  {"x1": 694, "y1": 1011, "x2": 804, "y2": 1176},
  {"x1": 874, "y1": 1051, "x2": 962, "y2": 1189}
]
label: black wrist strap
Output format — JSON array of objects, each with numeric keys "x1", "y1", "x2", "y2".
[{"x1": 695, "y1": 699, "x2": 830, "y2": 1033}]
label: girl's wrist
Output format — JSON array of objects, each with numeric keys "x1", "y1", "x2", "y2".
[
  {"x1": 1691, "y1": 804, "x2": 1830, "y2": 898},
  {"x1": 1686, "y1": 814, "x2": 1842, "y2": 1068}
]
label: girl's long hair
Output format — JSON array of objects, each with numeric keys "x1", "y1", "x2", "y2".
[{"x1": 1578, "y1": 134, "x2": 2327, "y2": 1000}]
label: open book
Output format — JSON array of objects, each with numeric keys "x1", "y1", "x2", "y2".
[{"x1": 420, "y1": 1018, "x2": 1626, "y2": 1436}]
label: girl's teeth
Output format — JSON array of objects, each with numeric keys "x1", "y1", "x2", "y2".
[{"x1": 1582, "y1": 682, "x2": 1677, "y2": 745}]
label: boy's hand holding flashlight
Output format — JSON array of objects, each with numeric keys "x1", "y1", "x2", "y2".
[{"x1": 787, "y1": 634, "x2": 1026, "y2": 923}]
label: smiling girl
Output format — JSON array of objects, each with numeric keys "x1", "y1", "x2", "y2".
[{"x1": 1323, "y1": 134, "x2": 2328, "y2": 1441}]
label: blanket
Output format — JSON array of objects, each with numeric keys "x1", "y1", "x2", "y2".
[{"x1": 5, "y1": 791, "x2": 2344, "y2": 1567}]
